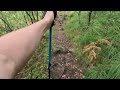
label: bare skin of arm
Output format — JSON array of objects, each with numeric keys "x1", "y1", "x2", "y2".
[{"x1": 0, "y1": 11, "x2": 54, "y2": 79}]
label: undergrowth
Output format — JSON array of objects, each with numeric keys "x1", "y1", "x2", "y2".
[{"x1": 64, "y1": 11, "x2": 120, "y2": 79}]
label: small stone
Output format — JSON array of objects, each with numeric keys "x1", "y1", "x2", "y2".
[{"x1": 69, "y1": 48, "x2": 74, "y2": 52}]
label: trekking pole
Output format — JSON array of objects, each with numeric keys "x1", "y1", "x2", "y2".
[
  {"x1": 48, "y1": 26, "x2": 52, "y2": 79},
  {"x1": 42, "y1": 11, "x2": 57, "y2": 79}
]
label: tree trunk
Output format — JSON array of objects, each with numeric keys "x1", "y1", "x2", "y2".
[
  {"x1": 88, "y1": 11, "x2": 92, "y2": 25},
  {"x1": 78, "y1": 11, "x2": 81, "y2": 24}
]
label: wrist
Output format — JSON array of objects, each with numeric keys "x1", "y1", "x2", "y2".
[
  {"x1": 41, "y1": 18, "x2": 53, "y2": 30},
  {"x1": 43, "y1": 18, "x2": 54, "y2": 25},
  {"x1": 42, "y1": 11, "x2": 54, "y2": 26}
]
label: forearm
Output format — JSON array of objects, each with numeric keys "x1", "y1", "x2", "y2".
[{"x1": 0, "y1": 19, "x2": 50, "y2": 78}]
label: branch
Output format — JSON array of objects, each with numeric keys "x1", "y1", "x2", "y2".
[
  {"x1": 0, "y1": 17, "x2": 13, "y2": 31},
  {"x1": 23, "y1": 11, "x2": 28, "y2": 25},
  {"x1": 25, "y1": 11, "x2": 34, "y2": 24},
  {"x1": 31, "y1": 11, "x2": 36, "y2": 22},
  {"x1": 0, "y1": 12, "x2": 13, "y2": 31}
]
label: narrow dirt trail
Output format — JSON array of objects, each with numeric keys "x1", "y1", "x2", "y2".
[{"x1": 51, "y1": 11, "x2": 83, "y2": 79}]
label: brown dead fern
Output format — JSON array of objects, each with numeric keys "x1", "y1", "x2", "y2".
[
  {"x1": 96, "y1": 39, "x2": 112, "y2": 46},
  {"x1": 82, "y1": 39, "x2": 112, "y2": 67}
]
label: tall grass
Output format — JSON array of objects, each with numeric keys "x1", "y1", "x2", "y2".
[{"x1": 64, "y1": 11, "x2": 120, "y2": 79}]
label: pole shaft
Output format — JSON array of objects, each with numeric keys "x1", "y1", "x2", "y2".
[{"x1": 48, "y1": 27, "x2": 52, "y2": 79}]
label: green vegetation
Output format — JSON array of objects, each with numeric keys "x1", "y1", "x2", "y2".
[{"x1": 64, "y1": 11, "x2": 120, "y2": 79}]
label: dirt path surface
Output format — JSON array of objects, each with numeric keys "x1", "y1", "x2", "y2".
[{"x1": 51, "y1": 11, "x2": 83, "y2": 79}]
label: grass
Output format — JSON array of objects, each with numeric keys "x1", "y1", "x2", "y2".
[
  {"x1": 64, "y1": 11, "x2": 120, "y2": 79},
  {"x1": 0, "y1": 11, "x2": 49, "y2": 79}
]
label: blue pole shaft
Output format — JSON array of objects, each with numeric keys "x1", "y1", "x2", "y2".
[{"x1": 48, "y1": 27, "x2": 52, "y2": 79}]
